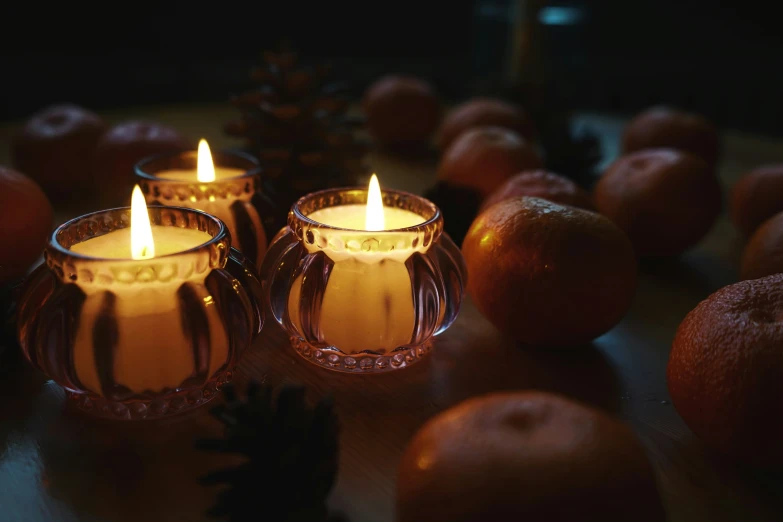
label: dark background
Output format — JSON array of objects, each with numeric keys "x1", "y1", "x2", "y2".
[{"x1": 2, "y1": 0, "x2": 782, "y2": 134}]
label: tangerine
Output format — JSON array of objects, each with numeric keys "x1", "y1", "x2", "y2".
[
  {"x1": 623, "y1": 106, "x2": 720, "y2": 167},
  {"x1": 438, "y1": 126, "x2": 541, "y2": 200},
  {"x1": 740, "y1": 212, "x2": 783, "y2": 280},
  {"x1": 363, "y1": 75, "x2": 441, "y2": 148},
  {"x1": 594, "y1": 149, "x2": 721, "y2": 257},
  {"x1": 462, "y1": 197, "x2": 637, "y2": 346},
  {"x1": 437, "y1": 98, "x2": 535, "y2": 150},
  {"x1": 668, "y1": 274, "x2": 783, "y2": 468},
  {"x1": 481, "y1": 170, "x2": 592, "y2": 212},
  {"x1": 730, "y1": 165, "x2": 783, "y2": 237},
  {"x1": 12, "y1": 104, "x2": 106, "y2": 202},
  {"x1": 0, "y1": 167, "x2": 52, "y2": 284},
  {"x1": 397, "y1": 392, "x2": 665, "y2": 522}
]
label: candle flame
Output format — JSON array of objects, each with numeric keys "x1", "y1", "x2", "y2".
[
  {"x1": 131, "y1": 185, "x2": 155, "y2": 259},
  {"x1": 197, "y1": 139, "x2": 216, "y2": 182},
  {"x1": 365, "y1": 174, "x2": 385, "y2": 231}
]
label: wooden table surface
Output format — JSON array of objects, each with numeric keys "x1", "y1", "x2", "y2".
[{"x1": 1, "y1": 104, "x2": 783, "y2": 522}]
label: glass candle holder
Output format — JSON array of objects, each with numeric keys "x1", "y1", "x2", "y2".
[
  {"x1": 135, "y1": 150, "x2": 274, "y2": 270},
  {"x1": 17, "y1": 207, "x2": 263, "y2": 420},
  {"x1": 262, "y1": 187, "x2": 467, "y2": 373}
]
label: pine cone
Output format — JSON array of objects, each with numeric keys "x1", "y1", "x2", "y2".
[
  {"x1": 197, "y1": 381, "x2": 340, "y2": 522},
  {"x1": 226, "y1": 46, "x2": 370, "y2": 235}
]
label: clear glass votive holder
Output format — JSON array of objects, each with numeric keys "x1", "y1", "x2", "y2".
[
  {"x1": 262, "y1": 187, "x2": 467, "y2": 373},
  {"x1": 17, "y1": 207, "x2": 263, "y2": 420},
  {"x1": 135, "y1": 150, "x2": 274, "y2": 270}
]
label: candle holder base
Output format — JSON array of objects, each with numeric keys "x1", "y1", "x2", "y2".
[
  {"x1": 290, "y1": 337, "x2": 432, "y2": 373},
  {"x1": 64, "y1": 371, "x2": 232, "y2": 420}
]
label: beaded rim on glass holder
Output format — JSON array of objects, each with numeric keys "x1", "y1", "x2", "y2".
[
  {"x1": 135, "y1": 150, "x2": 262, "y2": 203},
  {"x1": 46, "y1": 206, "x2": 230, "y2": 286},
  {"x1": 289, "y1": 187, "x2": 444, "y2": 258}
]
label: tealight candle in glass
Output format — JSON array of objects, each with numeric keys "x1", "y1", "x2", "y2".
[
  {"x1": 262, "y1": 175, "x2": 466, "y2": 373},
  {"x1": 17, "y1": 193, "x2": 263, "y2": 420},
  {"x1": 134, "y1": 140, "x2": 275, "y2": 269}
]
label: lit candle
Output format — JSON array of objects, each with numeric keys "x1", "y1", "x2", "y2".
[
  {"x1": 71, "y1": 187, "x2": 211, "y2": 259},
  {"x1": 135, "y1": 140, "x2": 269, "y2": 268},
  {"x1": 263, "y1": 175, "x2": 467, "y2": 372},
  {"x1": 263, "y1": 175, "x2": 466, "y2": 372},
  {"x1": 305, "y1": 175, "x2": 425, "y2": 230},
  {"x1": 286, "y1": 175, "x2": 429, "y2": 355},
  {"x1": 67, "y1": 187, "x2": 225, "y2": 398},
  {"x1": 17, "y1": 192, "x2": 264, "y2": 418},
  {"x1": 154, "y1": 139, "x2": 245, "y2": 182}
]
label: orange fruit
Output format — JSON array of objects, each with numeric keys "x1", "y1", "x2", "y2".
[
  {"x1": 594, "y1": 149, "x2": 722, "y2": 257},
  {"x1": 730, "y1": 165, "x2": 783, "y2": 237},
  {"x1": 462, "y1": 197, "x2": 637, "y2": 346},
  {"x1": 437, "y1": 126, "x2": 542, "y2": 200},
  {"x1": 741, "y1": 211, "x2": 783, "y2": 280},
  {"x1": 92, "y1": 121, "x2": 190, "y2": 207},
  {"x1": 667, "y1": 274, "x2": 783, "y2": 468},
  {"x1": 622, "y1": 106, "x2": 720, "y2": 167},
  {"x1": 12, "y1": 104, "x2": 106, "y2": 202},
  {"x1": 481, "y1": 170, "x2": 593, "y2": 212},
  {"x1": 397, "y1": 392, "x2": 665, "y2": 522},
  {"x1": 0, "y1": 167, "x2": 53, "y2": 284},
  {"x1": 437, "y1": 97, "x2": 535, "y2": 150},
  {"x1": 363, "y1": 75, "x2": 441, "y2": 148}
]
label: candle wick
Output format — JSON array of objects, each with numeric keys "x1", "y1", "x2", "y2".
[{"x1": 141, "y1": 246, "x2": 148, "y2": 257}]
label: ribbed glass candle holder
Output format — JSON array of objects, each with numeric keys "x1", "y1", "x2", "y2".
[
  {"x1": 17, "y1": 207, "x2": 263, "y2": 419},
  {"x1": 135, "y1": 150, "x2": 274, "y2": 270},
  {"x1": 262, "y1": 187, "x2": 466, "y2": 373}
]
